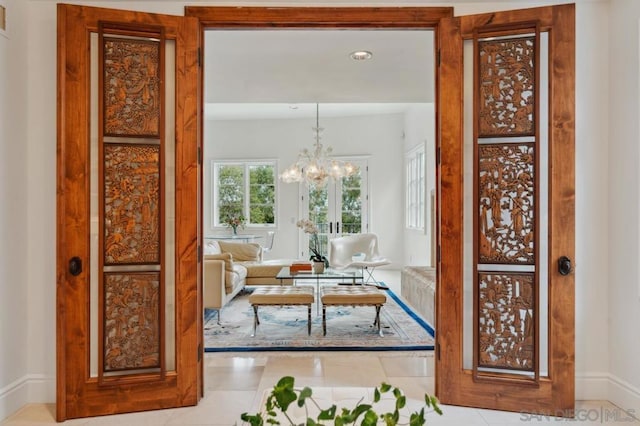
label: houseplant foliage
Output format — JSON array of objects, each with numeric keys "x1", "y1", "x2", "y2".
[
  {"x1": 296, "y1": 219, "x2": 329, "y2": 266},
  {"x1": 240, "y1": 376, "x2": 442, "y2": 426}
]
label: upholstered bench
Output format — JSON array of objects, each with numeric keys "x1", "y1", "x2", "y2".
[
  {"x1": 320, "y1": 286, "x2": 387, "y2": 337},
  {"x1": 248, "y1": 286, "x2": 315, "y2": 337},
  {"x1": 401, "y1": 266, "x2": 435, "y2": 326}
]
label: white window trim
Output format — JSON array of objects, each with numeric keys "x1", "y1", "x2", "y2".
[
  {"x1": 211, "y1": 159, "x2": 278, "y2": 229},
  {"x1": 405, "y1": 144, "x2": 425, "y2": 231}
]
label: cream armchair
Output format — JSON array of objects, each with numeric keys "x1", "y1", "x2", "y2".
[
  {"x1": 328, "y1": 233, "x2": 390, "y2": 284},
  {"x1": 203, "y1": 240, "x2": 293, "y2": 323},
  {"x1": 203, "y1": 241, "x2": 261, "y2": 323}
]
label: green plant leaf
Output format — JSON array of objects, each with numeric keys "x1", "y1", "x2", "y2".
[
  {"x1": 374, "y1": 388, "x2": 381, "y2": 402},
  {"x1": 317, "y1": 404, "x2": 336, "y2": 420},
  {"x1": 337, "y1": 412, "x2": 354, "y2": 423},
  {"x1": 298, "y1": 387, "x2": 313, "y2": 407},
  {"x1": 392, "y1": 388, "x2": 402, "y2": 398},
  {"x1": 266, "y1": 395, "x2": 275, "y2": 411},
  {"x1": 381, "y1": 412, "x2": 395, "y2": 426},
  {"x1": 306, "y1": 418, "x2": 318, "y2": 426},
  {"x1": 395, "y1": 395, "x2": 406, "y2": 410},
  {"x1": 275, "y1": 376, "x2": 295, "y2": 389},
  {"x1": 272, "y1": 377, "x2": 297, "y2": 411},
  {"x1": 361, "y1": 410, "x2": 379, "y2": 426},
  {"x1": 240, "y1": 412, "x2": 264, "y2": 426},
  {"x1": 350, "y1": 403, "x2": 372, "y2": 420},
  {"x1": 426, "y1": 395, "x2": 443, "y2": 415},
  {"x1": 379, "y1": 383, "x2": 391, "y2": 393},
  {"x1": 409, "y1": 408, "x2": 425, "y2": 426}
]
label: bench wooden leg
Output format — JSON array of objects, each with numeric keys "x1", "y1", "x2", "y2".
[
  {"x1": 375, "y1": 305, "x2": 383, "y2": 337},
  {"x1": 251, "y1": 305, "x2": 259, "y2": 337},
  {"x1": 322, "y1": 306, "x2": 327, "y2": 336},
  {"x1": 307, "y1": 305, "x2": 312, "y2": 335}
]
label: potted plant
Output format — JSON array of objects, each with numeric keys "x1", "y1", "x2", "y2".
[
  {"x1": 296, "y1": 219, "x2": 328, "y2": 272},
  {"x1": 225, "y1": 214, "x2": 246, "y2": 235},
  {"x1": 241, "y1": 376, "x2": 442, "y2": 426}
]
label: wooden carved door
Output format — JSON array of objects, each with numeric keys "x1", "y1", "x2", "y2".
[
  {"x1": 437, "y1": 4, "x2": 575, "y2": 415},
  {"x1": 56, "y1": 4, "x2": 200, "y2": 421}
]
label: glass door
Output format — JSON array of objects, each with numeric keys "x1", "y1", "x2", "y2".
[{"x1": 302, "y1": 159, "x2": 368, "y2": 259}]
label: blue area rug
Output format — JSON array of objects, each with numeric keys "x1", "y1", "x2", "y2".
[{"x1": 204, "y1": 284, "x2": 434, "y2": 352}]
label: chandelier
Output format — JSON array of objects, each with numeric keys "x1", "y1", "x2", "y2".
[{"x1": 279, "y1": 104, "x2": 358, "y2": 186}]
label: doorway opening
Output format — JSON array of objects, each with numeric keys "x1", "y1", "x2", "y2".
[{"x1": 201, "y1": 28, "x2": 438, "y2": 351}]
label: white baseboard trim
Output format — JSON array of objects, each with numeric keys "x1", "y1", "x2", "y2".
[
  {"x1": 1, "y1": 371, "x2": 637, "y2": 420},
  {"x1": 576, "y1": 372, "x2": 611, "y2": 400},
  {"x1": 609, "y1": 374, "x2": 640, "y2": 419},
  {"x1": 0, "y1": 374, "x2": 54, "y2": 421}
]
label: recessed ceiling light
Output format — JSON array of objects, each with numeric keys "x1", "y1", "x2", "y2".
[{"x1": 349, "y1": 50, "x2": 373, "y2": 61}]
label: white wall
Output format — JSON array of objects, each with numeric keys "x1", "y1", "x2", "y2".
[
  {"x1": 608, "y1": 0, "x2": 640, "y2": 415},
  {"x1": 573, "y1": 0, "x2": 613, "y2": 401},
  {"x1": 205, "y1": 113, "x2": 405, "y2": 265},
  {"x1": 0, "y1": 0, "x2": 620, "y2": 420},
  {"x1": 0, "y1": 0, "x2": 30, "y2": 420},
  {"x1": 403, "y1": 103, "x2": 435, "y2": 266}
]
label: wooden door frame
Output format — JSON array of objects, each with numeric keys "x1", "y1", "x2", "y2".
[{"x1": 188, "y1": 4, "x2": 574, "y2": 414}]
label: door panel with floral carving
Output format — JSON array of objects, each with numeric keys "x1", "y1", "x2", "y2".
[
  {"x1": 437, "y1": 4, "x2": 575, "y2": 415},
  {"x1": 57, "y1": 4, "x2": 199, "y2": 420}
]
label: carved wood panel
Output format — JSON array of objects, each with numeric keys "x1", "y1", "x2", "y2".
[
  {"x1": 104, "y1": 144, "x2": 160, "y2": 265},
  {"x1": 478, "y1": 37, "x2": 535, "y2": 137},
  {"x1": 478, "y1": 143, "x2": 534, "y2": 264},
  {"x1": 103, "y1": 37, "x2": 161, "y2": 137},
  {"x1": 478, "y1": 272, "x2": 534, "y2": 371},
  {"x1": 104, "y1": 272, "x2": 160, "y2": 372}
]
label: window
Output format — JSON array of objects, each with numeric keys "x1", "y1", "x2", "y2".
[
  {"x1": 406, "y1": 146, "x2": 425, "y2": 230},
  {"x1": 213, "y1": 161, "x2": 276, "y2": 227}
]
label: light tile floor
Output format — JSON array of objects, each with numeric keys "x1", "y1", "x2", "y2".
[
  {"x1": 2, "y1": 352, "x2": 637, "y2": 425},
  {"x1": 3, "y1": 271, "x2": 636, "y2": 425}
]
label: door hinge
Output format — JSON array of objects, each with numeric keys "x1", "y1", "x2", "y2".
[
  {"x1": 436, "y1": 147, "x2": 441, "y2": 165},
  {"x1": 198, "y1": 343, "x2": 202, "y2": 362},
  {"x1": 198, "y1": 244, "x2": 202, "y2": 259},
  {"x1": 437, "y1": 49, "x2": 441, "y2": 67},
  {"x1": 198, "y1": 47, "x2": 202, "y2": 67},
  {"x1": 197, "y1": 147, "x2": 202, "y2": 165},
  {"x1": 437, "y1": 342, "x2": 441, "y2": 360},
  {"x1": 437, "y1": 246, "x2": 441, "y2": 263}
]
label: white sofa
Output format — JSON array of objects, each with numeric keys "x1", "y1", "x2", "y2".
[{"x1": 203, "y1": 240, "x2": 292, "y2": 319}]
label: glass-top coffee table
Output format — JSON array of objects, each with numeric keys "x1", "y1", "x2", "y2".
[{"x1": 275, "y1": 267, "x2": 363, "y2": 314}]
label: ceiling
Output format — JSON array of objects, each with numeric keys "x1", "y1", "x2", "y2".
[{"x1": 204, "y1": 30, "x2": 435, "y2": 119}]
